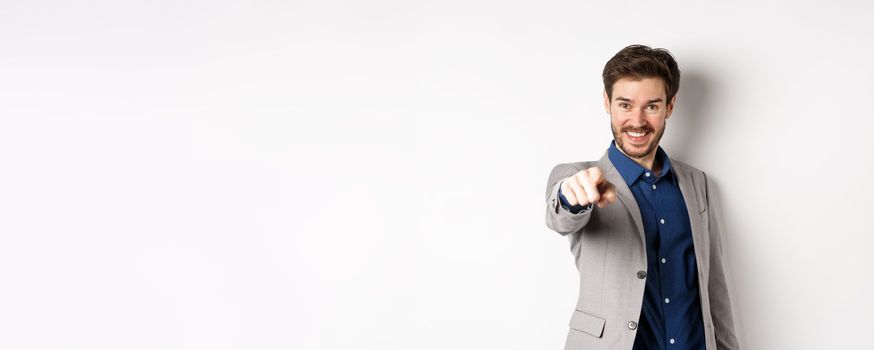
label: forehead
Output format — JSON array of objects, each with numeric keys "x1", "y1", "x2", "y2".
[{"x1": 611, "y1": 76, "x2": 667, "y2": 102}]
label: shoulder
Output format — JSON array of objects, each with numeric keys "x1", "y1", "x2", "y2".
[
  {"x1": 669, "y1": 157, "x2": 713, "y2": 195},
  {"x1": 669, "y1": 157, "x2": 707, "y2": 178}
]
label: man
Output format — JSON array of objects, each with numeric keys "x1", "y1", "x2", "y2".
[{"x1": 544, "y1": 45, "x2": 739, "y2": 350}]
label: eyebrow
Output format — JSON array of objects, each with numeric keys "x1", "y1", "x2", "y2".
[{"x1": 615, "y1": 97, "x2": 664, "y2": 104}]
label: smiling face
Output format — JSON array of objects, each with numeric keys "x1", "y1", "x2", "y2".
[{"x1": 604, "y1": 76, "x2": 676, "y2": 160}]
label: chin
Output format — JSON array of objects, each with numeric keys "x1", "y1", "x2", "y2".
[{"x1": 620, "y1": 140, "x2": 655, "y2": 159}]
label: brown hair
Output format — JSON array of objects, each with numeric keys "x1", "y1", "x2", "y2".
[{"x1": 602, "y1": 44, "x2": 680, "y2": 103}]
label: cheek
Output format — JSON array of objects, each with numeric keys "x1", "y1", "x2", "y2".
[
  {"x1": 648, "y1": 116, "x2": 666, "y2": 128},
  {"x1": 610, "y1": 118, "x2": 625, "y2": 129}
]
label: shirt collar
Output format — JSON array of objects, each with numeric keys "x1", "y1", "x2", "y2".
[{"x1": 607, "y1": 139, "x2": 673, "y2": 186}]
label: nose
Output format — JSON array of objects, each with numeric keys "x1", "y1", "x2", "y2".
[{"x1": 627, "y1": 108, "x2": 647, "y2": 127}]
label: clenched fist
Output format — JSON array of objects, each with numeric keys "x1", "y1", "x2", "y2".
[{"x1": 561, "y1": 167, "x2": 618, "y2": 208}]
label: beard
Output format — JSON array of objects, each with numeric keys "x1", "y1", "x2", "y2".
[{"x1": 610, "y1": 119, "x2": 665, "y2": 159}]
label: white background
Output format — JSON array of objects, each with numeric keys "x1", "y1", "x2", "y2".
[{"x1": 1, "y1": 1, "x2": 872, "y2": 349}]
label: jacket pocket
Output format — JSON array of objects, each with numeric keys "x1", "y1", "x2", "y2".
[{"x1": 569, "y1": 308, "x2": 606, "y2": 338}]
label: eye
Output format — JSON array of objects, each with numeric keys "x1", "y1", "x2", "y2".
[
  {"x1": 619, "y1": 103, "x2": 631, "y2": 109},
  {"x1": 646, "y1": 105, "x2": 659, "y2": 111}
]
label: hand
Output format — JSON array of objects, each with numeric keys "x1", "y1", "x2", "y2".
[{"x1": 561, "y1": 167, "x2": 618, "y2": 208}]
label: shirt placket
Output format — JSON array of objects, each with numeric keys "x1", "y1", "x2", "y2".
[{"x1": 650, "y1": 174, "x2": 678, "y2": 348}]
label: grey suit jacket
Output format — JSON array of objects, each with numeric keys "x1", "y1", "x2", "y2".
[{"x1": 544, "y1": 149, "x2": 739, "y2": 350}]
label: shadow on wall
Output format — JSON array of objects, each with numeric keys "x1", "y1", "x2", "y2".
[{"x1": 665, "y1": 70, "x2": 709, "y2": 162}]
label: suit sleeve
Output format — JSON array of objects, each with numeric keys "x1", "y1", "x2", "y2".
[
  {"x1": 545, "y1": 163, "x2": 593, "y2": 235},
  {"x1": 705, "y1": 173, "x2": 741, "y2": 350}
]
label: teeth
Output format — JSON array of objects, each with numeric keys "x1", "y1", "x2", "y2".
[{"x1": 627, "y1": 131, "x2": 646, "y2": 137}]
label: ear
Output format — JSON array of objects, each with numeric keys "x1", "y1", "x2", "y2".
[
  {"x1": 665, "y1": 95, "x2": 677, "y2": 119},
  {"x1": 602, "y1": 89, "x2": 610, "y2": 115}
]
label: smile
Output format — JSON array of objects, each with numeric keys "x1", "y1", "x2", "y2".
[{"x1": 625, "y1": 131, "x2": 650, "y2": 143}]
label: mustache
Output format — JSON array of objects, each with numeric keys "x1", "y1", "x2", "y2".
[{"x1": 621, "y1": 126, "x2": 654, "y2": 133}]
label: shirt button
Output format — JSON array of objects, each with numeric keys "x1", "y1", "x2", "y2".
[
  {"x1": 637, "y1": 270, "x2": 647, "y2": 279},
  {"x1": 660, "y1": 219, "x2": 665, "y2": 224},
  {"x1": 669, "y1": 338, "x2": 675, "y2": 344},
  {"x1": 628, "y1": 321, "x2": 638, "y2": 330},
  {"x1": 664, "y1": 298, "x2": 670, "y2": 304},
  {"x1": 652, "y1": 184, "x2": 657, "y2": 190},
  {"x1": 661, "y1": 258, "x2": 667, "y2": 264},
  {"x1": 645, "y1": 172, "x2": 651, "y2": 177}
]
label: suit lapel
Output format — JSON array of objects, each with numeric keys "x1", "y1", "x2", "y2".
[
  {"x1": 672, "y1": 158, "x2": 709, "y2": 262},
  {"x1": 597, "y1": 151, "x2": 646, "y2": 246}
]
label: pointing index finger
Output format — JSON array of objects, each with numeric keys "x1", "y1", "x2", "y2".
[{"x1": 587, "y1": 167, "x2": 604, "y2": 185}]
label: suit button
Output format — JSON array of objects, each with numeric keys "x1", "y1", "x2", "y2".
[
  {"x1": 637, "y1": 270, "x2": 647, "y2": 279},
  {"x1": 627, "y1": 321, "x2": 638, "y2": 330}
]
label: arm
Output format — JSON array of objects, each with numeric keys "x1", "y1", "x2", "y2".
[
  {"x1": 705, "y1": 173, "x2": 741, "y2": 350},
  {"x1": 544, "y1": 164, "x2": 593, "y2": 235}
]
